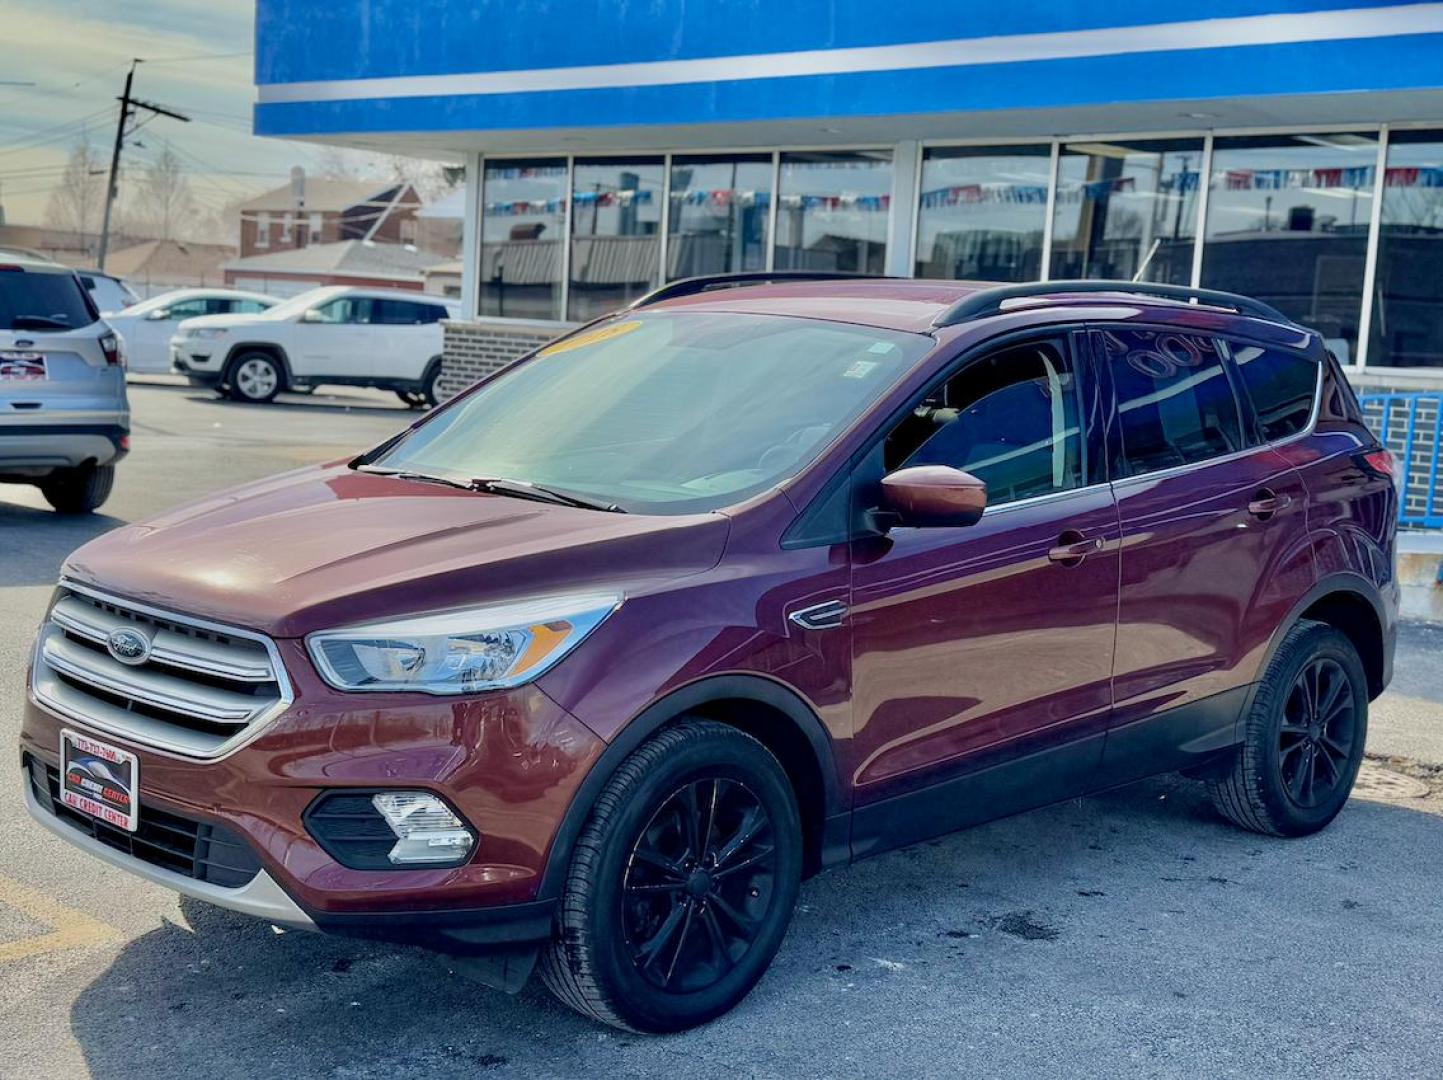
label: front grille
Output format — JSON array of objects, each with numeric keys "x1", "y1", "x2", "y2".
[
  {"x1": 31, "y1": 582, "x2": 292, "y2": 759},
  {"x1": 27, "y1": 756, "x2": 262, "y2": 888}
]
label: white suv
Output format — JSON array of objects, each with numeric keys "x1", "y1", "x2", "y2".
[{"x1": 171, "y1": 286, "x2": 456, "y2": 406}]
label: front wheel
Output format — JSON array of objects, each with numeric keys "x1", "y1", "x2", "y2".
[
  {"x1": 540, "y1": 720, "x2": 802, "y2": 1032},
  {"x1": 1208, "y1": 620, "x2": 1368, "y2": 837},
  {"x1": 40, "y1": 463, "x2": 115, "y2": 513},
  {"x1": 226, "y1": 353, "x2": 283, "y2": 404}
]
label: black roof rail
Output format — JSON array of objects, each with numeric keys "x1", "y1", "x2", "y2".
[
  {"x1": 933, "y1": 279, "x2": 1295, "y2": 328},
  {"x1": 631, "y1": 270, "x2": 893, "y2": 309}
]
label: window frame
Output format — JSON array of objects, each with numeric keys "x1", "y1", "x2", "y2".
[
  {"x1": 1089, "y1": 322, "x2": 1259, "y2": 482},
  {"x1": 1221, "y1": 333, "x2": 1326, "y2": 449},
  {"x1": 781, "y1": 324, "x2": 1106, "y2": 549}
]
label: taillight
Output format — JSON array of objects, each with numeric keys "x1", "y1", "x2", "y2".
[
  {"x1": 99, "y1": 331, "x2": 124, "y2": 368},
  {"x1": 1363, "y1": 448, "x2": 1400, "y2": 484}
]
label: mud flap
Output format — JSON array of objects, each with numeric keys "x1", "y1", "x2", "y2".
[{"x1": 443, "y1": 943, "x2": 541, "y2": 994}]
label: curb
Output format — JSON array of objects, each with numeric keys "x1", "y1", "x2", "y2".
[{"x1": 1399, "y1": 533, "x2": 1443, "y2": 624}]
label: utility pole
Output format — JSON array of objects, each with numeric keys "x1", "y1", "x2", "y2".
[{"x1": 97, "y1": 59, "x2": 191, "y2": 269}]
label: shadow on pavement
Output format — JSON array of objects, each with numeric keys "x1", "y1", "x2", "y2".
[
  {"x1": 177, "y1": 392, "x2": 414, "y2": 417},
  {"x1": 66, "y1": 776, "x2": 1443, "y2": 1079},
  {"x1": 0, "y1": 499, "x2": 125, "y2": 586}
]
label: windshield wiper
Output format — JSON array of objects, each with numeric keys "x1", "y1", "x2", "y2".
[
  {"x1": 469, "y1": 477, "x2": 626, "y2": 513},
  {"x1": 356, "y1": 464, "x2": 625, "y2": 512},
  {"x1": 354, "y1": 464, "x2": 473, "y2": 491},
  {"x1": 11, "y1": 314, "x2": 70, "y2": 331}
]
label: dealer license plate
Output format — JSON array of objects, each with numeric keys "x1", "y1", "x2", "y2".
[
  {"x1": 0, "y1": 353, "x2": 46, "y2": 381},
  {"x1": 59, "y1": 729, "x2": 138, "y2": 832}
]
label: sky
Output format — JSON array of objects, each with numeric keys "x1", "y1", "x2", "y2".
[{"x1": 0, "y1": 0, "x2": 368, "y2": 230}]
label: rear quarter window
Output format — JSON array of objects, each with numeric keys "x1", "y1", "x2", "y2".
[
  {"x1": 1231, "y1": 342, "x2": 1320, "y2": 442},
  {"x1": 0, "y1": 270, "x2": 96, "y2": 331}
]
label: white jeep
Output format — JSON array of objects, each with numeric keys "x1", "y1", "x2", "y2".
[{"x1": 171, "y1": 286, "x2": 457, "y2": 406}]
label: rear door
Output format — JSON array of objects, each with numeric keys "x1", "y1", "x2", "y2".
[
  {"x1": 372, "y1": 299, "x2": 446, "y2": 380},
  {"x1": 1093, "y1": 325, "x2": 1313, "y2": 783},
  {"x1": 847, "y1": 330, "x2": 1119, "y2": 854}
]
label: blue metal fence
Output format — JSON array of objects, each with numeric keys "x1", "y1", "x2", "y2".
[{"x1": 1359, "y1": 392, "x2": 1443, "y2": 528}]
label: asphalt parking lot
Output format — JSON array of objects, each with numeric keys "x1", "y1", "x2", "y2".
[{"x1": 2, "y1": 381, "x2": 1441, "y2": 1079}]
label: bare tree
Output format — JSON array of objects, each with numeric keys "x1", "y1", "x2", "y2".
[
  {"x1": 44, "y1": 134, "x2": 106, "y2": 238},
  {"x1": 130, "y1": 146, "x2": 195, "y2": 241}
]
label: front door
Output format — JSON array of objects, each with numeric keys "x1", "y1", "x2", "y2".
[
  {"x1": 847, "y1": 331, "x2": 1120, "y2": 856},
  {"x1": 294, "y1": 295, "x2": 374, "y2": 380}
]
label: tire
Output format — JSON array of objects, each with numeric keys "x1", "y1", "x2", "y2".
[
  {"x1": 226, "y1": 352, "x2": 284, "y2": 404},
  {"x1": 1208, "y1": 620, "x2": 1368, "y2": 837},
  {"x1": 395, "y1": 389, "x2": 427, "y2": 409},
  {"x1": 540, "y1": 720, "x2": 803, "y2": 1033},
  {"x1": 40, "y1": 463, "x2": 115, "y2": 514}
]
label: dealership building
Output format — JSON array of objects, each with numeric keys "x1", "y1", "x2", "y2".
[{"x1": 252, "y1": 1, "x2": 1443, "y2": 397}]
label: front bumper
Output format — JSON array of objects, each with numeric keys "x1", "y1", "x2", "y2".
[
  {"x1": 171, "y1": 355, "x2": 222, "y2": 387},
  {"x1": 20, "y1": 659, "x2": 604, "y2": 947}
]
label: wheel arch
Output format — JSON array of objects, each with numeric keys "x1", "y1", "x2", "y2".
[
  {"x1": 538, "y1": 675, "x2": 848, "y2": 899},
  {"x1": 1262, "y1": 573, "x2": 1390, "y2": 700}
]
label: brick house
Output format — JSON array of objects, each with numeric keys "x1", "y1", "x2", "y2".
[{"x1": 237, "y1": 177, "x2": 422, "y2": 258}]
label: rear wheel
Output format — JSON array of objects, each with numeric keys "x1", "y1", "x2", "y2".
[
  {"x1": 1208, "y1": 620, "x2": 1368, "y2": 837},
  {"x1": 540, "y1": 720, "x2": 802, "y2": 1032},
  {"x1": 40, "y1": 463, "x2": 115, "y2": 514},
  {"x1": 226, "y1": 353, "x2": 283, "y2": 404}
]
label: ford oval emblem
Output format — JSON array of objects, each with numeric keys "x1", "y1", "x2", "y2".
[{"x1": 106, "y1": 627, "x2": 151, "y2": 666}]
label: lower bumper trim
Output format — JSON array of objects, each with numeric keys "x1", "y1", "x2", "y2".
[{"x1": 24, "y1": 781, "x2": 315, "y2": 930}]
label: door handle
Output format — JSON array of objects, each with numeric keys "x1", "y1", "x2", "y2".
[
  {"x1": 1048, "y1": 531, "x2": 1103, "y2": 566},
  {"x1": 1247, "y1": 489, "x2": 1293, "y2": 520}
]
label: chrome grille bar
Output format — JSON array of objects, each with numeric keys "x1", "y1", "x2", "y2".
[{"x1": 30, "y1": 581, "x2": 293, "y2": 760}]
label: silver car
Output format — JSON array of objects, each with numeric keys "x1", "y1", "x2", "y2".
[{"x1": 0, "y1": 257, "x2": 129, "y2": 513}]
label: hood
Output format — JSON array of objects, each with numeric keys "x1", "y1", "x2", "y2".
[
  {"x1": 62, "y1": 464, "x2": 730, "y2": 637},
  {"x1": 175, "y1": 312, "x2": 275, "y2": 332}
]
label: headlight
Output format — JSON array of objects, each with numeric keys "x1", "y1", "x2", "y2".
[
  {"x1": 307, "y1": 592, "x2": 619, "y2": 694},
  {"x1": 187, "y1": 327, "x2": 228, "y2": 340}
]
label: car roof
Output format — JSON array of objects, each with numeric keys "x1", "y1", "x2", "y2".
[
  {"x1": 0, "y1": 254, "x2": 82, "y2": 275},
  {"x1": 641, "y1": 277, "x2": 1293, "y2": 336}
]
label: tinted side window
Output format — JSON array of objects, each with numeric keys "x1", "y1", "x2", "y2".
[
  {"x1": 231, "y1": 299, "x2": 270, "y2": 314},
  {"x1": 166, "y1": 299, "x2": 210, "y2": 318},
  {"x1": 1230, "y1": 342, "x2": 1319, "y2": 442},
  {"x1": 888, "y1": 337, "x2": 1084, "y2": 505},
  {"x1": 1102, "y1": 328, "x2": 1244, "y2": 477},
  {"x1": 375, "y1": 299, "x2": 428, "y2": 325}
]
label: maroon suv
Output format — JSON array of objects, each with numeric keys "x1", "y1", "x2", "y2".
[{"x1": 21, "y1": 275, "x2": 1397, "y2": 1031}]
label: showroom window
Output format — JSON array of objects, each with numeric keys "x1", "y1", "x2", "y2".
[
  {"x1": 479, "y1": 158, "x2": 568, "y2": 321},
  {"x1": 667, "y1": 154, "x2": 773, "y2": 280},
  {"x1": 1051, "y1": 138, "x2": 1203, "y2": 284},
  {"x1": 1368, "y1": 129, "x2": 1443, "y2": 368},
  {"x1": 1201, "y1": 133, "x2": 1378, "y2": 366},
  {"x1": 568, "y1": 157, "x2": 664, "y2": 322},
  {"x1": 914, "y1": 145, "x2": 1051, "y2": 282},
  {"x1": 774, "y1": 151, "x2": 892, "y2": 274}
]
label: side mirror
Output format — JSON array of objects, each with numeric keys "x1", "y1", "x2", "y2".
[
  {"x1": 878, "y1": 465, "x2": 987, "y2": 529},
  {"x1": 301, "y1": 309, "x2": 325, "y2": 323},
  {"x1": 146, "y1": 308, "x2": 170, "y2": 321}
]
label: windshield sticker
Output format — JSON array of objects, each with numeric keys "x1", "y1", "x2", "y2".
[
  {"x1": 842, "y1": 359, "x2": 881, "y2": 379},
  {"x1": 538, "y1": 320, "x2": 642, "y2": 357},
  {"x1": 866, "y1": 341, "x2": 898, "y2": 354}
]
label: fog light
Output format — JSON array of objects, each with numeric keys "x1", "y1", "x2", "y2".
[
  {"x1": 304, "y1": 789, "x2": 477, "y2": 870},
  {"x1": 372, "y1": 791, "x2": 475, "y2": 865}
]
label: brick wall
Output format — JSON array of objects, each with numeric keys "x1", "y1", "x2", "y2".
[
  {"x1": 1359, "y1": 390, "x2": 1442, "y2": 527},
  {"x1": 438, "y1": 319, "x2": 570, "y2": 401}
]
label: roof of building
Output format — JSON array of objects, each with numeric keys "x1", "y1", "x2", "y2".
[
  {"x1": 238, "y1": 179, "x2": 417, "y2": 214},
  {"x1": 223, "y1": 239, "x2": 447, "y2": 281},
  {"x1": 104, "y1": 239, "x2": 236, "y2": 284}
]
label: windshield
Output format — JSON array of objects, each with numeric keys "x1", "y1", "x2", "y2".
[
  {"x1": 368, "y1": 311, "x2": 930, "y2": 514},
  {"x1": 259, "y1": 288, "x2": 345, "y2": 320},
  {"x1": 0, "y1": 270, "x2": 96, "y2": 331}
]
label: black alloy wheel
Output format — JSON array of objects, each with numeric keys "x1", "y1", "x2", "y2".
[
  {"x1": 540, "y1": 720, "x2": 802, "y2": 1032},
  {"x1": 1208, "y1": 620, "x2": 1369, "y2": 837},
  {"x1": 621, "y1": 777, "x2": 778, "y2": 993},
  {"x1": 1278, "y1": 657, "x2": 1359, "y2": 809}
]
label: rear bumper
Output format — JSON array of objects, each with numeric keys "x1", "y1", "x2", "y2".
[{"x1": 0, "y1": 420, "x2": 128, "y2": 473}]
